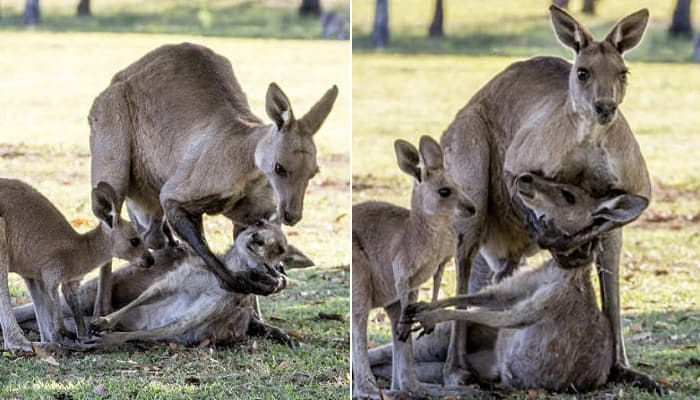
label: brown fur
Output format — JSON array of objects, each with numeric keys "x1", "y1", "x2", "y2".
[
  {"x1": 0, "y1": 179, "x2": 151, "y2": 351},
  {"x1": 88, "y1": 43, "x2": 338, "y2": 314},
  {"x1": 438, "y1": 7, "x2": 651, "y2": 384},
  {"x1": 14, "y1": 221, "x2": 303, "y2": 348},
  {"x1": 352, "y1": 136, "x2": 476, "y2": 398},
  {"x1": 399, "y1": 174, "x2": 648, "y2": 392}
]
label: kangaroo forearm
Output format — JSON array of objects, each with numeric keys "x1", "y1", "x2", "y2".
[{"x1": 597, "y1": 229, "x2": 626, "y2": 366}]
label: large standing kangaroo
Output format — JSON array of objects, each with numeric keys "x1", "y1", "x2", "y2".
[
  {"x1": 438, "y1": 6, "x2": 655, "y2": 390},
  {"x1": 89, "y1": 43, "x2": 338, "y2": 314}
]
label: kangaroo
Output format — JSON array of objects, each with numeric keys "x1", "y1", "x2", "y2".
[
  {"x1": 399, "y1": 173, "x2": 649, "y2": 392},
  {"x1": 88, "y1": 42, "x2": 338, "y2": 315},
  {"x1": 439, "y1": 6, "x2": 655, "y2": 389},
  {"x1": 352, "y1": 136, "x2": 476, "y2": 399},
  {"x1": 0, "y1": 179, "x2": 152, "y2": 351},
  {"x1": 73, "y1": 219, "x2": 299, "y2": 348}
]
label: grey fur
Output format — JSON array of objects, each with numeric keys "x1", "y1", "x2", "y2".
[
  {"x1": 88, "y1": 42, "x2": 338, "y2": 314},
  {"x1": 15, "y1": 220, "x2": 307, "y2": 348},
  {"x1": 438, "y1": 6, "x2": 651, "y2": 385},
  {"x1": 400, "y1": 174, "x2": 648, "y2": 392},
  {"x1": 0, "y1": 179, "x2": 151, "y2": 351},
  {"x1": 352, "y1": 136, "x2": 477, "y2": 399}
]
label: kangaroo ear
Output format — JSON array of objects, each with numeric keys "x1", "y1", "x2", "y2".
[
  {"x1": 266, "y1": 82, "x2": 295, "y2": 131},
  {"x1": 298, "y1": 85, "x2": 338, "y2": 135},
  {"x1": 394, "y1": 139, "x2": 421, "y2": 182},
  {"x1": 593, "y1": 194, "x2": 649, "y2": 224},
  {"x1": 418, "y1": 135, "x2": 445, "y2": 172},
  {"x1": 550, "y1": 5, "x2": 594, "y2": 53},
  {"x1": 605, "y1": 9, "x2": 649, "y2": 54},
  {"x1": 282, "y1": 244, "x2": 315, "y2": 269},
  {"x1": 92, "y1": 182, "x2": 119, "y2": 229}
]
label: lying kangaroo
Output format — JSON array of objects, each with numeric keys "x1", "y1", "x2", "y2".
[
  {"x1": 13, "y1": 220, "x2": 305, "y2": 348},
  {"x1": 439, "y1": 6, "x2": 653, "y2": 388},
  {"x1": 352, "y1": 136, "x2": 475, "y2": 398},
  {"x1": 89, "y1": 42, "x2": 338, "y2": 314},
  {"x1": 0, "y1": 179, "x2": 152, "y2": 351},
  {"x1": 399, "y1": 173, "x2": 649, "y2": 392},
  {"x1": 83, "y1": 219, "x2": 296, "y2": 347}
]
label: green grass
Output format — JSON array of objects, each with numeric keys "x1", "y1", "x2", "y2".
[
  {"x1": 352, "y1": 0, "x2": 700, "y2": 62},
  {"x1": 0, "y1": 26, "x2": 350, "y2": 400},
  {"x1": 1, "y1": 0, "x2": 350, "y2": 39},
  {"x1": 353, "y1": 2, "x2": 700, "y2": 400}
]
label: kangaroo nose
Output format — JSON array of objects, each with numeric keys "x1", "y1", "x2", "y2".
[
  {"x1": 141, "y1": 253, "x2": 155, "y2": 268},
  {"x1": 282, "y1": 211, "x2": 300, "y2": 226},
  {"x1": 594, "y1": 101, "x2": 617, "y2": 123},
  {"x1": 463, "y1": 202, "x2": 476, "y2": 216}
]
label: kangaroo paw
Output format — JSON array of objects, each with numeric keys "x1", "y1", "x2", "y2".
[
  {"x1": 88, "y1": 316, "x2": 114, "y2": 335},
  {"x1": 610, "y1": 363, "x2": 666, "y2": 395}
]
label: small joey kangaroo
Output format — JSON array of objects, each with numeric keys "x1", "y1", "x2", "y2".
[
  {"x1": 352, "y1": 135, "x2": 476, "y2": 398},
  {"x1": 0, "y1": 179, "x2": 152, "y2": 351},
  {"x1": 404, "y1": 173, "x2": 649, "y2": 392},
  {"x1": 85, "y1": 219, "x2": 295, "y2": 348}
]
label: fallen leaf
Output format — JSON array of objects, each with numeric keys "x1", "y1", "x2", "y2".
[
  {"x1": 654, "y1": 321, "x2": 670, "y2": 330},
  {"x1": 197, "y1": 338, "x2": 211, "y2": 348},
  {"x1": 71, "y1": 218, "x2": 92, "y2": 227},
  {"x1": 32, "y1": 344, "x2": 59, "y2": 366},
  {"x1": 277, "y1": 361, "x2": 290, "y2": 370},
  {"x1": 168, "y1": 342, "x2": 180, "y2": 350},
  {"x1": 657, "y1": 377, "x2": 671, "y2": 387},
  {"x1": 527, "y1": 389, "x2": 540, "y2": 398},
  {"x1": 185, "y1": 376, "x2": 201, "y2": 385},
  {"x1": 315, "y1": 312, "x2": 344, "y2": 322},
  {"x1": 287, "y1": 330, "x2": 303, "y2": 340}
]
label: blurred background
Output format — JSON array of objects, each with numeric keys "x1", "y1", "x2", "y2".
[
  {"x1": 353, "y1": 1, "x2": 699, "y2": 399},
  {"x1": 0, "y1": 1, "x2": 350, "y2": 399}
]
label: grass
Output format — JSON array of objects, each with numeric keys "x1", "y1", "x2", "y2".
[
  {"x1": 0, "y1": 14, "x2": 350, "y2": 400},
  {"x1": 352, "y1": 2, "x2": 700, "y2": 400},
  {"x1": 1, "y1": 0, "x2": 350, "y2": 39},
  {"x1": 352, "y1": 0, "x2": 700, "y2": 62}
]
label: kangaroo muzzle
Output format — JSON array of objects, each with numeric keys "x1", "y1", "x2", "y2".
[{"x1": 594, "y1": 99, "x2": 617, "y2": 125}]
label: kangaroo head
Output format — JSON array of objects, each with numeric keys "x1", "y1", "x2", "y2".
[
  {"x1": 92, "y1": 182, "x2": 154, "y2": 268},
  {"x1": 255, "y1": 83, "x2": 339, "y2": 226},
  {"x1": 228, "y1": 219, "x2": 288, "y2": 270},
  {"x1": 550, "y1": 6, "x2": 648, "y2": 125},
  {"x1": 514, "y1": 172, "x2": 648, "y2": 259},
  {"x1": 395, "y1": 135, "x2": 476, "y2": 221}
]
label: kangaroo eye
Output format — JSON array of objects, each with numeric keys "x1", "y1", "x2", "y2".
[
  {"x1": 577, "y1": 68, "x2": 589, "y2": 82},
  {"x1": 129, "y1": 238, "x2": 141, "y2": 247},
  {"x1": 274, "y1": 162, "x2": 288, "y2": 177},
  {"x1": 619, "y1": 70, "x2": 628, "y2": 83},
  {"x1": 561, "y1": 190, "x2": 576, "y2": 205},
  {"x1": 438, "y1": 188, "x2": 451, "y2": 198}
]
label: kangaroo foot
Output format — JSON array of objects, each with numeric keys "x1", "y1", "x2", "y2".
[
  {"x1": 89, "y1": 316, "x2": 115, "y2": 335},
  {"x1": 610, "y1": 363, "x2": 665, "y2": 395}
]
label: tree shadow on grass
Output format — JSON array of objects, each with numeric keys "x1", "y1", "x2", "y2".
[{"x1": 0, "y1": 1, "x2": 349, "y2": 40}]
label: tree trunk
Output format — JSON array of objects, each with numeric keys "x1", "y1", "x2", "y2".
[
  {"x1": 552, "y1": 0, "x2": 569, "y2": 8},
  {"x1": 371, "y1": 0, "x2": 389, "y2": 47},
  {"x1": 429, "y1": 0, "x2": 444, "y2": 37},
  {"x1": 693, "y1": 35, "x2": 700, "y2": 62},
  {"x1": 299, "y1": 0, "x2": 321, "y2": 16},
  {"x1": 24, "y1": 0, "x2": 40, "y2": 25},
  {"x1": 669, "y1": 0, "x2": 693, "y2": 37},
  {"x1": 582, "y1": 0, "x2": 596, "y2": 14},
  {"x1": 77, "y1": 0, "x2": 90, "y2": 17}
]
